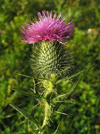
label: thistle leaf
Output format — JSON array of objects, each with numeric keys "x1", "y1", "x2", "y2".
[
  {"x1": 55, "y1": 111, "x2": 68, "y2": 115},
  {"x1": 65, "y1": 79, "x2": 80, "y2": 98},
  {"x1": 53, "y1": 79, "x2": 80, "y2": 111},
  {"x1": 4, "y1": 100, "x2": 39, "y2": 130},
  {"x1": 13, "y1": 89, "x2": 40, "y2": 99},
  {"x1": 69, "y1": 65, "x2": 93, "y2": 80},
  {"x1": 53, "y1": 125, "x2": 59, "y2": 134},
  {"x1": 17, "y1": 73, "x2": 32, "y2": 78}
]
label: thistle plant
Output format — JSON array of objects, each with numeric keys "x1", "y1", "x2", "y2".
[
  {"x1": 21, "y1": 11, "x2": 75, "y2": 134},
  {"x1": 3, "y1": 11, "x2": 79, "y2": 134}
]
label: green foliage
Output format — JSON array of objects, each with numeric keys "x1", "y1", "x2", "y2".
[{"x1": 0, "y1": 0, "x2": 100, "y2": 133}]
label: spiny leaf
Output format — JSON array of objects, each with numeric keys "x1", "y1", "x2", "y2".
[
  {"x1": 69, "y1": 65, "x2": 93, "y2": 80},
  {"x1": 55, "y1": 111, "x2": 68, "y2": 115},
  {"x1": 52, "y1": 125, "x2": 59, "y2": 134},
  {"x1": 53, "y1": 79, "x2": 80, "y2": 111},
  {"x1": 13, "y1": 89, "x2": 40, "y2": 98},
  {"x1": 4, "y1": 99, "x2": 39, "y2": 130},
  {"x1": 17, "y1": 73, "x2": 32, "y2": 78},
  {"x1": 65, "y1": 79, "x2": 80, "y2": 98}
]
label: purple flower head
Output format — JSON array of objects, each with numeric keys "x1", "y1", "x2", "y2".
[{"x1": 21, "y1": 11, "x2": 74, "y2": 44}]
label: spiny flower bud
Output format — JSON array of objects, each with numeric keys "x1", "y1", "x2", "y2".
[{"x1": 31, "y1": 41, "x2": 72, "y2": 78}]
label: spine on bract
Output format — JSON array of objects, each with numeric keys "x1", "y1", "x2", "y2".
[{"x1": 31, "y1": 41, "x2": 72, "y2": 79}]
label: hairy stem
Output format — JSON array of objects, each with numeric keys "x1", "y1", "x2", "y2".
[
  {"x1": 42, "y1": 101, "x2": 51, "y2": 128},
  {"x1": 39, "y1": 79, "x2": 54, "y2": 133}
]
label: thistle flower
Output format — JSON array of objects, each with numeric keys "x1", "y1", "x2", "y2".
[
  {"x1": 21, "y1": 11, "x2": 74, "y2": 44},
  {"x1": 21, "y1": 11, "x2": 74, "y2": 78}
]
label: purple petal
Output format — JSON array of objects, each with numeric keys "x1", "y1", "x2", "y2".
[{"x1": 21, "y1": 11, "x2": 74, "y2": 44}]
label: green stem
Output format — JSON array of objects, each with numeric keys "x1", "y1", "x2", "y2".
[
  {"x1": 42, "y1": 101, "x2": 51, "y2": 128},
  {"x1": 38, "y1": 99, "x2": 51, "y2": 134},
  {"x1": 39, "y1": 79, "x2": 54, "y2": 133}
]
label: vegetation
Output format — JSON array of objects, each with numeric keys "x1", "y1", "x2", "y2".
[{"x1": 0, "y1": 0, "x2": 100, "y2": 133}]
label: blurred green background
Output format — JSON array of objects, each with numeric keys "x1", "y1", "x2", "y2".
[{"x1": 0, "y1": 0, "x2": 100, "y2": 134}]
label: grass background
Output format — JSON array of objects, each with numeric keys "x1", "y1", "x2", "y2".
[{"x1": 0, "y1": 0, "x2": 100, "y2": 133}]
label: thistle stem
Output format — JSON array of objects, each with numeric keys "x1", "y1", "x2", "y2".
[
  {"x1": 42, "y1": 101, "x2": 51, "y2": 128},
  {"x1": 39, "y1": 79, "x2": 54, "y2": 133},
  {"x1": 39, "y1": 100, "x2": 51, "y2": 134}
]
